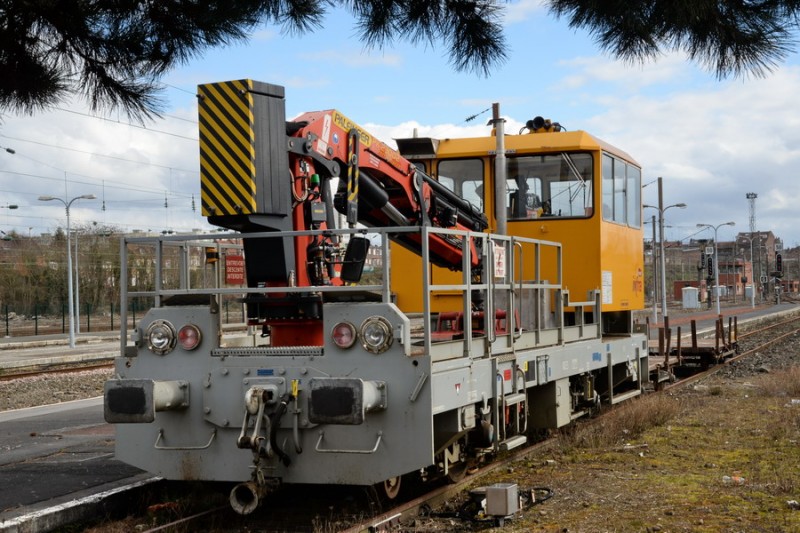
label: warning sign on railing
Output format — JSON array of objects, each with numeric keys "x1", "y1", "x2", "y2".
[
  {"x1": 225, "y1": 254, "x2": 245, "y2": 285},
  {"x1": 493, "y1": 243, "x2": 506, "y2": 278}
]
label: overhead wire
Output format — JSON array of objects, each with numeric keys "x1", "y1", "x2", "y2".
[
  {"x1": 0, "y1": 84, "x2": 212, "y2": 234},
  {"x1": 0, "y1": 133, "x2": 197, "y2": 174},
  {"x1": 53, "y1": 107, "x2": 199, "y2": 140}
]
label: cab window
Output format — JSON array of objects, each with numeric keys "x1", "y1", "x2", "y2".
[
  {"x1": 506, "y1": 153, "x2": 593, "y2": 219},
  {"x1": 602, "y1": 153, "x2": 641, "y2": 228},
  {"x1": 436, "y1": 159, "x2": 485, "y2": 210}
]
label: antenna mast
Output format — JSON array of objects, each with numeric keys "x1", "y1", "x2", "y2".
[{"x1": 746, "y1": 192, "x2": 757, "y2": 233}]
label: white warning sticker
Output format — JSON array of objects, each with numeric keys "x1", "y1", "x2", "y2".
[{"x1": 602, "y1": 270, "x2": 612, "y2": 304}]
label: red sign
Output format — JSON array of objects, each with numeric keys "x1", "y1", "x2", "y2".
[{"x1": 225, "y1": 254, "x2": 245, "y2": 285}]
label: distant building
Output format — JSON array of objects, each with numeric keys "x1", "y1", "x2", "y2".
[{"x1": 664, "y1": 230, "x2": 795, "y2": 304}]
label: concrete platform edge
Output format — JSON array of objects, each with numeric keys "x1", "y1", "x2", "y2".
[{"x1": 0, "y1": 474, "x2": 161, "y2": 533}]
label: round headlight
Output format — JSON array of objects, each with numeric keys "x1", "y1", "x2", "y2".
[
  {"x1": 360, "y1": 316, "x2": 393, "y2": 354},
  {"x1": 178, "y1": 324, "x2": 202, "y2": 351},
  {"x1": 332, "y1": 321, "x2": 357, "y2": 349},
  {"x1": 146, "y1": 319, "x2": 177, "y2": 355}
]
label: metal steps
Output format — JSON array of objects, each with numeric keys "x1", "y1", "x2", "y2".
[{"x1": 499, "y1": 435, "x2": 527, "y2": 451}]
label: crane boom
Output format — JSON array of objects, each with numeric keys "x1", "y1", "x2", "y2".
[{"x1": 197, "y1": 79, "x2": 487, "y2": 344}]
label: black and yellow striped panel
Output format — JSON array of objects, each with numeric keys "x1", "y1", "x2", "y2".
[{"x1": 198, "y1": 79, "x2": 257, "y2": 216}]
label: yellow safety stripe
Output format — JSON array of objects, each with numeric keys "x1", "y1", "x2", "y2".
[{"x1": 198, "y1": 79, "x2": 257, "y2": 216}]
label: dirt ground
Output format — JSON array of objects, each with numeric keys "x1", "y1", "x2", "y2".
[{"x1": 410, "y1": 329, "x2": 800, "y2": 533}]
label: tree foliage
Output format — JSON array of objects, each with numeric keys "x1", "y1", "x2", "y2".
[
  {"x1": 0, "y1": 0, "x2": 506, "y2": 122},
  {"x1": 548, "y1": 0, "x2": 799, "y2": 79},
  {"x1": 0, "y1": 225, "x2": 121, "y2": 317},
  {"x1": 3, "y1": 1, "x2": 799, "y2": 122}
]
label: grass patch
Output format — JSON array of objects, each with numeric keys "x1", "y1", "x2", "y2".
[
  {"x1": 505, "y1": 368, "x2": 800, "y2": 532},
  {"x1": 559, "y1": 392, "x2": 682, "y2": 451},
  {"x1": 755, "y1": 365, "x2": 800, "y2": 398}
]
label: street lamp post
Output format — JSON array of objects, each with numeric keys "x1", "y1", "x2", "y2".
[
  {"x1": 74, "y1": 231, "x2": 80, "y2": 333},
  {"x1": 39, "y1": 194, "x2": 96, "y2": 348},
  {"x1": 697, "y1": 221, "x2": 736, "y2": 315},
  {"x1": 644, "y1": 196, "x2": 687, "y2": 320}
]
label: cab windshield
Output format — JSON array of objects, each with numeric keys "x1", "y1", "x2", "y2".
[{"x1": 506, "y1": 153, "x2": 593, "y2": 219}]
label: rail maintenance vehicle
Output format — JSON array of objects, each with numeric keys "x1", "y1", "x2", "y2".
[{"x1": 104, "y1": 79, "x2": 648, "y2": 514}]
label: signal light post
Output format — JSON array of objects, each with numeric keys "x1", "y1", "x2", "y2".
[
  {"x1": 697, "y1": 221, "x2": 736, "y2": 316},
  {"x1": 738, "y1": 233, "x2": 765, "y2": 309}
]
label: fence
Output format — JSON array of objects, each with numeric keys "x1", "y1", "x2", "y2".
[{"x1": 2, "y1": 299, "x2": 246, "y2": 338}]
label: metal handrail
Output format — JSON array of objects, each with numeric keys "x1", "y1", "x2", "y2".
[{"x1": 119, "y1": 225, "x2": 588, "y2": 358}]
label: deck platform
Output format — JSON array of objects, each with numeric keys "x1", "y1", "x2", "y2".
[{"x1": 646, "y1": 314, "x2": 738, "y2": 388}]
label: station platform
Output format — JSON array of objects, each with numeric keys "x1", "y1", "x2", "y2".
[
  {"x1": 0, "y1": 332, "x2": 121, "y2": 372},
  {"x1": 637, "y1": 301, "x2": 799, "y2": 335}
]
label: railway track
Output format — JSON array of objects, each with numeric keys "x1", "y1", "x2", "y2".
[
  {"x1": 663, "y1": 313, "x2": 800, "y2": 390},
  {"x1": 0, "y1": 361, "x2": 113, "y2": 381},
  {"x1": 34, "y1": 311, "x2": 800, "y2": 532}
]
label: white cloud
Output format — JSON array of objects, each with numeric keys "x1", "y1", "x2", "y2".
[
  {"x1": 504, "y1": 0, "x2": 547, "y2": 24},
  {"x1": 575, "y1": 65, "x2": 800, "y2": 245},
  {"x1": 555, "y1": 52, "x2": 690, "y2": 91},
  {"x1": 297, "y1": 49, "x2": 402, "y2": 68},
  {"x1": 0, "y1": 100, "x2": 207, "y2": 236},
  {"x1": 5, "y1": 52, "x2": 800, "y2": 249},
  {"x1": 364, "y1": 121, "x2": 500, "y2": 146},
  {"x1": 251, "y1": 29, "x2": 277, "y2": 41},
  {"x1": 282, "y1": 76, "x2": 331, "y2": 90}
]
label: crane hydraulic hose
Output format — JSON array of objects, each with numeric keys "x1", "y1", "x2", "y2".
[{"x1": 419, "y1": 171, "x2": 488, "y2": 231}]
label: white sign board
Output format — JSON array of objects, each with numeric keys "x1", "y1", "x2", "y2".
[
  {"x1": 493, "y1": 243, "x2": 506, "y2": 278},
  {"x1": 602, "y1": 271, "x2": 613, "y2": 304}
]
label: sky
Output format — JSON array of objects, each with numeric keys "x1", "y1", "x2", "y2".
[{"x1": 1, "y1": 0, "x2": 799, "y2": 250}]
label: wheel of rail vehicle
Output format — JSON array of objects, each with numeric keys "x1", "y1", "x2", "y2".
[
  {"x1": 445, "y1": 460, "x2": 468, "y2": 483},
  {"x1": 379, "y1": 476, "x2": 402, "y2": 500},
  {"x1": 441, "y1": 440, "x2": 468, "y2": 483}
]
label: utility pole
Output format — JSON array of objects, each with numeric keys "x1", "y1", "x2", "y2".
[
  {"x1": 658, "y1": 178, "x2": 667, "y2": 319},
  {"x1": 643, "y1": 178, "x2": 685, "y2": 320},
  {"x1": 651, "y1": 215, "x2": 657, "y2": 323}
]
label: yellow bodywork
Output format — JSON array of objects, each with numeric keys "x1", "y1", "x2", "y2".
[{"x1": 391, "y1": 130, "x2": 644, "y2": 314}]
